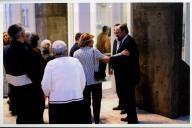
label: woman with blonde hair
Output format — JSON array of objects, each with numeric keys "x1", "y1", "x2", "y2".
[{"x1": 40, "y1": 39, "x2": 54, "y2": 62}]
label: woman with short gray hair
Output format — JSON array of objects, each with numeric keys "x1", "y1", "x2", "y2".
[{"x1": 41, "y1": 40, "x2": 88, "y2": 124}]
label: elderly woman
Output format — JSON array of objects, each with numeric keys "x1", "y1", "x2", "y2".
[
  {"x1": 41, "y1": 40, "x2": 87, "y2": 124},
  {"x1": 74, "y1": 33, "x2": 129, "y2": 124},
  {"x1": 40, "y1": 39, "x2": 54, "y2": 62}
]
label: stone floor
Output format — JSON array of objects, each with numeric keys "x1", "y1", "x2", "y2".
[{"x1": 3, "y1": 92, "x2": 189, "y2": 124}]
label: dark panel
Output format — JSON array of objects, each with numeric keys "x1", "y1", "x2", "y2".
[{"x1": 132, "y1": 3, "x2": 189, "y2": 118}]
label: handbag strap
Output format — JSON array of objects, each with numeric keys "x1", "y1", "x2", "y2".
[{"x1": 92, "y1": 48, "x2": 97, "y2": 72}]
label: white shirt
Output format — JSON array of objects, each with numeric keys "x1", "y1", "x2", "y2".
[
  {"x1": 41, "y1": 57, "x2": 86, "y2": 104},
  {"x1": 116, "y1": 34, "x2": 129, "y2": 53}
]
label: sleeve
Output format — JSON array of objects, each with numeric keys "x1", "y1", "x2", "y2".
[
  {"x1": 41, "y1": 63, "x2": 52, "y2": 97},
  {"x1": 69, "y1": 45, "x2": 74, "y2": 57},
  {"x1": 94, "y1": 48, "x2": 105, "y2": 60},
  {"x1": 112, "y1": 53, "x2": 121, "y2": 57},
  {"x1": 73, "y1": 51, "x2": 79, "y2": 59}
]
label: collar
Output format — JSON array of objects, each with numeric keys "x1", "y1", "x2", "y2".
[
  {"x1": 81, "y1": 46, "x2": 92, "y2": 49},
  {"x1": 122, "y1": 34, "x2": 129, "y2": 43},
  {"x1": 10, "y1": 40, "x2": 24, "y2": 46},
  {"x1": 115, "y1": 34, "x2": 129, "y2": 43}
]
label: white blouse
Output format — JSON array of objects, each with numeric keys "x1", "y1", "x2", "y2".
[{"x1": 41, "y1": 57, "x2": 86, "y2": 104}]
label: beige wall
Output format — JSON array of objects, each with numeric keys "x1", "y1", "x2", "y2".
[{"x1": 35, "y1": 4, "x2": 68, "y2": 45}]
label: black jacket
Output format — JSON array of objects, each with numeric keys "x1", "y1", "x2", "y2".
[
  {"x1": 70, "y1": 43, "x2": 80, "y2": 57},
  {"x1": 110, "y1": 35, "x2": 140, "y2": 86},
  {"x1": 4, "y1": 41, "x2": 32, "y2": 77},
  {"x1": 3, "y1": 40, "x2": 46, "y2": 87}
]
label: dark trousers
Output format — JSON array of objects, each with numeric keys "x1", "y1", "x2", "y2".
[
  {"x1": 114, "y1": 73, "x2": 126, "y2": 109},
  {"x1": 114, "y1": 72, "x2": 138, "y2": 123},
  {"x1": 49, "y1": 100, "x2": 88, "y2": 124},
  {"x1": 124, "y1": 86, "x2": 138, "y2": 124},
  {"x1": 99, "y1": 61, "x2": 106, "y2": 79},
  {"x1": 83, "y1": 83, "x2": 102, "y2": 124},
  {"x1": 12, "y1": 84, "x2": 45, "y2": 124},
  {"x1": 8, "y1": 84, "x2": 17, "y2": 114}
]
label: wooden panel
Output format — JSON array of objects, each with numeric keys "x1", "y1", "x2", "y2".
[{"x1": 35, "y1": 4, "x2": 68, "y2": 44}]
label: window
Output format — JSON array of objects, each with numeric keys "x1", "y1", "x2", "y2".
[{"x1": 21, "y1": 4, "x2": 29, "y2": 27}]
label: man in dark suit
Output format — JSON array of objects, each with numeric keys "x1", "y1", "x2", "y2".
[{"x1": 110, "y1": 23, "x2": 140, "y2": 124}]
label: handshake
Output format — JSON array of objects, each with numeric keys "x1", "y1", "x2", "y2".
[{"x1": 103, "y1": 49, "x2": 130, "y2": 64}]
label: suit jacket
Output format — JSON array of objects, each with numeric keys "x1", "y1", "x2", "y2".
[{"x1": 110, "y1": 35, "x2": 140, "y2": 86}]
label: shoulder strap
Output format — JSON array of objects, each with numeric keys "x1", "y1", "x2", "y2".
[{"x1": 92, "y1": 48, "x2": 96, "y2": 71}]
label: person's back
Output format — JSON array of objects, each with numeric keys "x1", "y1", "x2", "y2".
[
  {"x1": 41, "y1": 40, "x2": 87, "y2": 124},
  {"x1": 97, "y1": 32, "x2": 111, "y2": 53},
  {"x1": 44, "y1": 57, "x2": 85, "y2": 102},
  {"x1": 5, "y1": 40, "x2": 31, "y2": 79},
  {"x1": 96, "y1": 26, "x2": 111, "y2": 54}
]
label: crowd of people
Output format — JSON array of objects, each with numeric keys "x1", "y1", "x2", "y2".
[{"x1": 3, "y1": 23, "x2": 140, "y2": 124}]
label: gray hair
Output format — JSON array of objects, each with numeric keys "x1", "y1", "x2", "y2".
[
  {"x1": 25, "y1": 31, "x2": 32, "y2": 41},
  {"x1": 52, "y1": 40, "x2": 67, "y2": 56}
]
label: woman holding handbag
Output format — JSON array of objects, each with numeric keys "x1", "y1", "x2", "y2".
[{"x1": 74, "y1": 33, "x2": 129, "y2": 124}]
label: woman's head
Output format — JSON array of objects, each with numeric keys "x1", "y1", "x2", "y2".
[
  {"x1": 8, "y1": 24, "x2": 25, "y2": 42},
  {"x1": 30, "y1": 33, "x2": 40, "y2": 48},
  {"x1": 3, "y1": 32, "x2": 10, "y2": 45},
  {"x1": 79, "y1": 33, "x2": 94, "y2": 47},
  {"x1": 25, "y1": 31, "x2": 32, "y2": 44},
  {"x1": 40, "y1": 39, "x2": 52, "y2": 55},
  {"x1": 52, "y1": 40, "x2": 67, "y2": 57}
]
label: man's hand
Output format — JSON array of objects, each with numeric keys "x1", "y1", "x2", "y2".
[
  {"x1": 121, "y1": 49, "x2": 130, "y2": 56},
  {"x1": 102, "y1": 56, "x2": 110, "y2": 63}
]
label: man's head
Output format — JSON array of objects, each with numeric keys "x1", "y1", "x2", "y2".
[
  {"x1": 114, "y1": 23, "x2": 129, "y2": 40},
  {"x1": 114, "y1": 23, "x2": 120, "y2": 37},
  {"x1": 75, "y1": 32, "x2": 82, "y2": 43},
  {"x1": 3, "y1": 32, "x2": 10, "y2": 45},
  {"x1": 8, "y1": 24, "x2": 25, "y2": 43},
  {"x1": 52, "y1": 40, "x2": 68, "y2": 57},
  {"x1": 102, "y1": 26, "x2": 109, "y2": 33}
]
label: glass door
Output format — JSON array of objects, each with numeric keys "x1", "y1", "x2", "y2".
[{"x1": 95, "y1": 3, "x2": 130, "y2": 94}]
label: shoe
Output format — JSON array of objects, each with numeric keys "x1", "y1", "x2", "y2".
[
  {"x1": 121, "y1": 117, "x2": 128, "y2": 122},
  {"x1": 128, "y1": 120, "x2": 138, "y2": 124},
  {"x1": 120, "y1": 109, "x2": 127, "y2": 114},
  {"x1": 11, "y1": 111, "x2": 17, "y2": 116},
  {"x1": 3, "y1": 96, "x2": 8, "y2": 98},
  {"x1": 113, "y1": 106, "x2": 122, "y2": 110}
]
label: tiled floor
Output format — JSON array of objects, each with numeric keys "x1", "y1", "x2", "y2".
[{"x1": 3, "y1": 92, "x2": 189, "y2": 124}]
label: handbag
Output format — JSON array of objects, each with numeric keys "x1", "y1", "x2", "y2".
[{"x1": 93, "y1": 49, "x2": 106, "y2": 81}]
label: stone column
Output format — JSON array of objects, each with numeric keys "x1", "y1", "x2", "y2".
[{"x1": 132, "y1": 3, "x2": 189, "y2": 118}]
